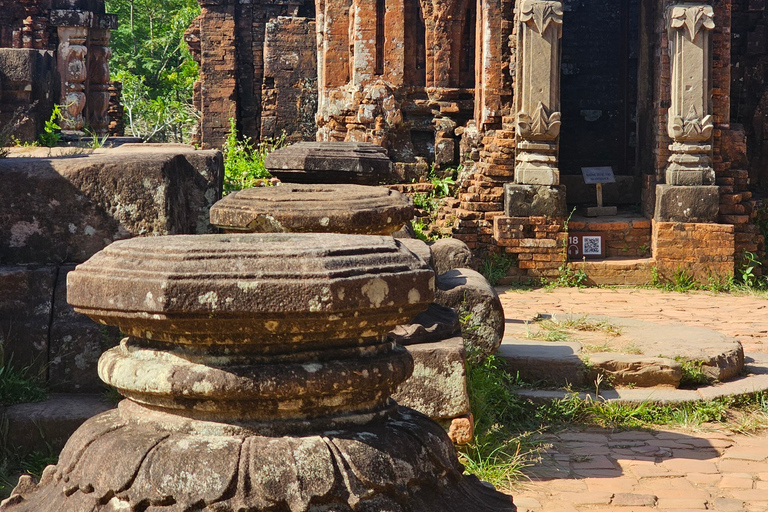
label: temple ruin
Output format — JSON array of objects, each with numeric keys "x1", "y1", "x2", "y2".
[
  {"x1": 0, "y1": 0, "x2": 118, "y2": 139},
  {"x1": 189, "y1": 0, "x2": 768, "y2": 282}
]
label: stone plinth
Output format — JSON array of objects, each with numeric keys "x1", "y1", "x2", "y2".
[
  {"x1": 3, "y1": 233, "x2": 513, "y2": 511},
  {"x1": 211, "y1": 184, "x2": 413, "y2": 235},
  {"x1": 265, "y1": 141, "x2": 397, "y2": 184}
]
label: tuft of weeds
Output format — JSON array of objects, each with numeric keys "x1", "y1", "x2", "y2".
[
  {"x1": 524, "y1": 314, "x2": 621, "y2": 343},
  {"x1": 223, "y1": 117, "x2": 284, "y2": 193},
  {"x1": 459, "y1": 355, "x2": 542, "y2": 490},
  {"x1": 481, "y1": 253, "x2": 516, "y2": 286},
  {"x1": 0, "y1": 346, "x2": 47, "y2": 407},
  {"x1": 675, "y1": 358, "x2": 712, "y2": 388}
]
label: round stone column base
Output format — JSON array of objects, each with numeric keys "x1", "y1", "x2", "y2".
[{"x1": 3, "y1": 405, "x2": 514, "y2": 512}]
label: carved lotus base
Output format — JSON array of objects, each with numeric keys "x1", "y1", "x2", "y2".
[{"x1": 2, "y1": 402, "x2": 515, "y2": 512}]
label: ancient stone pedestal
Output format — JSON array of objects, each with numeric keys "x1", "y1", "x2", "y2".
[
  {"x1": 2, "y1": 233, "x2": 513, "y2": 511},
  {"x1": 264, "y1": 141, "x2": 397, "y2": 184},
  {"x1": 211, "y1": 183, "x2": 413, "y2": 235},
  {"x1": 210, "y1": 184, "x2": 475, "y2": 443},
  {"x1": 656, "y1": 3, "x2": 718, "y2": 223}
]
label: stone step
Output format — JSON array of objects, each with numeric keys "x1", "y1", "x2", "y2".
[
  {"x1": 497, "y1": 315, "x2": 745, "y2": 390},
  {"x1": 569, "y1": 257, "x2": 655, "y2": 286},
  {"x1": 2, "y1": 394, "x2": 115, "y2": 456}
]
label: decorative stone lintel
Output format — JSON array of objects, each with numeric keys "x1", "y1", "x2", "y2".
[
  {"x1": 665, "y1": 3, "x2": 715, "y2": 186},
  {"x1": 514, "y1": 0, "x2": 563, "y2": 186}
]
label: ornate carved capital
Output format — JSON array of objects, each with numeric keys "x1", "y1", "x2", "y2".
[
  {"x1": 668, "y1": 4, "x2": 715, "y2": 41},
  {"x1": 669, "y1": 105, "x2": 713, "y2": 142},
  {"x1": 520, "y1": 0, "x2": 563, "y2": 36},
  {"x1": 517, "y1": 102, "x2": 561, "y2": 140}
]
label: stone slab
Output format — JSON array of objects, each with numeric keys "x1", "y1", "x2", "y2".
[
  {"x1": 2, "y1": 393, "x2": 115, "y2": 456},
  {"x1": 265, "y1": 141, "x2": 397, "y2": 184},
  {"x1": 430, "y1": 237, "x2": 473, "y2": 276},
  {"x1": 435, "y1": 268, "x2": 505, "y2": 357},
  {"x1": 504, "y1": 184, "x2": 567, "y2": 218},
  {"x1": 585, "y1": 206, "x2": 618, "y2": 217},
  {"x1": 587, "y1": 352, "x2": 682, "y2": 388},
  {"x1": 497, "y1": 340, "x2": 585, "y2": 387},
  {"x1": 210, "y1": 183, "x2": 412, "y2": 235},
  {"x1": 654, "y1": 184, "x2": 720, "y2": 223},
  {"x1": 0, "y1": 266, "x2": 57, "y2": 374},
  {"x1": 48, "y1": 265, "x2": 122, "y2": 393},
  {"x1": 393, "y1": 336, "x2": 471, "y2": 420},
  {"x1": 0, "y1": 146, "x2": 223, "y2": 264}
]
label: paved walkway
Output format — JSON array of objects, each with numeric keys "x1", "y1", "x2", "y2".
[
  {"x1": 497, "y1": 288, "x2": 768, "y2": 511},
  {"x1": 498, "y1": 287, "x2": 768, "y2": 354}
]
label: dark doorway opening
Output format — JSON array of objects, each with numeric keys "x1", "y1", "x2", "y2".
[{"x1": 559, "y1": 0, "x2": 639, "y2": 186}]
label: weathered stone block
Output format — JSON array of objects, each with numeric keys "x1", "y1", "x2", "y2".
[
  {"x1": 430, "y1": 237, "x2": 473, "y2": 275},
  {"x1": 654, "y1": 184, "x2": 720, "y2": 223},
  {"x1": 586, "y1": 353, "x2": 682, "y2": 388},
  {"x1": 0, "y1": 266, "x2": 57, "y2": 374},
  {"x1": 265, "y1": 141, "x2": 397, "y2": 184},
  {"x1": 393, "y1": 336, "x2": 471, "y2": 420},
  {"x1": 435, "y1": 268, "x2": 505, "y2": 357},
  {"x1": 0, "y1": 146, "x2": 223, "y2": 264},
  {"x1": 48, "y1": 265, "x2": 122, "y2": 392},
  {"x1": 504, "y1": 184, "x2": 567, "y2": 218}
]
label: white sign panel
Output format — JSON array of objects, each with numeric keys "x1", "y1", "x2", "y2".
[{"x1": 581, "y1": 167, "x2": 616, "y2": 184}]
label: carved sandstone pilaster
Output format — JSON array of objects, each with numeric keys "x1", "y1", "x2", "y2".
[
  {"x1": 665, "y1": 3, "x2": 715, "y2": 186},
  {"x1": 57, "y1": 26, "x2": 88, "y2": 134},
  {"x1": 86, "y1": 28, "x2": 112, "y2": 134},
  {"x1": 514, "y1": 0, "x2": 562, "y2": 186}
]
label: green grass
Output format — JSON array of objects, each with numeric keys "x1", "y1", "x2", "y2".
[
  {"x1": 460, "y1": 354, "x2": 768, "y2": 489},
  {"x1": 524, "y1": 314, "x2": 621, "y2": 343},
  {"x1": 0, "y1": 348, "x2": 46, "y2": 408}
]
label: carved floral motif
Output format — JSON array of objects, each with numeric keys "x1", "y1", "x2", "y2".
[
  {"x1": 668, "y1": 4, "x2": 715, "y2": 41},
  {"x1": 669, "y1": 105, "x2": 713, "y2": 141},
  {"x1": 517, "y1": 102, "x2": 561, "y2": 139},
  {"x1": 520, "y1": 0, "x2": 563, "y2": 35}
]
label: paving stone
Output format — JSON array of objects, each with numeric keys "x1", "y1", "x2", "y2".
[
  {"x1": 540, "y1": 502, "x2": 579, "y2": 512},
  {"x1": 754, "y1": 480, "x2": 768, "y2": 490},
  {"x1": 722, "y1": 449, "x2": 768, "y2": 461},
  {"x1": 584, "y1": 477, "x2": 638, "y2": 493},
  {"x1": 729, "y1": 489, "x2": 768, "y2": 501},
  {"x1": 662, "y1": 458, "x2": 719, "y2": 474},
  {"x1": 712, "y1": 498, "x2": 747, "y2": 512},
  {"x1": 630, "y1": 464, "x2": 685, "y2": 479},
  {"x1": 558, "y1": 432, "x2": 609, "y2": 443},
  {"x1": 719, "y1": 475, "x2": 755, "y2": 489},
  {"x1": 611, "y1": 493, "x2": 657, "y2": 506},
  {"x1": 656, "y1": 498, "x2": 708, "y2": 509},
  {"x1": 719, "y1": 460, "x2": 768, "y2": 474},
  {"x1": 512, "y1": 496, "x2": 542, "y2": 512},
  {"x1": 687, "y1": 472, "x2": 723, "y2": 485},
  {"x1": 649, "y1": 486, "x2": 709, "y2": 498},
  {"x1": 543, "y1": 479, "x2": 589, "y2": 493},
  {"x1": 552, "y1": 492, "x2": 613, "y2": 505}
]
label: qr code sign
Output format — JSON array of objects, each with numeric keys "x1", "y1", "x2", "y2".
[{"x1": 582, "y1": 236, "x2": 602, "y2": 256}]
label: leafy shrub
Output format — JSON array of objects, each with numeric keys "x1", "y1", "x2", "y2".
[{"x1": 223, "y1": 118, "x2": 285, "y2": 193}]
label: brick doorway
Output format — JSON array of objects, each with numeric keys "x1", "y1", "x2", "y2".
[{"x1": 559, "y1": 0, "x2": 642, "y2": 206}]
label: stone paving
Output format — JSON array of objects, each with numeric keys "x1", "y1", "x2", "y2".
[{"x1": 498, "y1": 287, "x2": 768, "y2": 511}]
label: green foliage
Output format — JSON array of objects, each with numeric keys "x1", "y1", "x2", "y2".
[
  {"x1": 459, "y1": 356, "x2": 539, "y2": 489},
  {"x1": 37, "y1": 105, "x2": 61, "y2": 148},
  {"x1": 675, "y1": 358, "x2": 712, "y2": 387},
  {"x1": 223, "y1": 118, "x2": 284, "y2": 193},
  {"x1": 525, "y1": 314, "x2": 621, "y2": 342},
  {"x1": 546, "y1": 265, "x2": 588, "y2": 289},
  {"x1": 480, "y1": 253, "x2": 516, "y2": 286},
  {"x1": 0, "y1": 345, "x2": 46, "y2": 407},
  {"x1": 106, "y1": 0, "x2": 201, "y2": 142},
  {"x1": 737, "y1": 251, "x2": 764, "y2": 289}
]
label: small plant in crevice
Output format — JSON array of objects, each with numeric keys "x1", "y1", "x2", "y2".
[
  {"x1": 480, "y1": 252, "x2": 516, "y2": 286},
  {"x1": 37, "y1": 104, "x2": 62, "y2": 148},
  {"x1": 737, "y1": 251, "x2": 764, "y2": 289},
  {"x1": 223, "y1": 117, "x2": 285, "y2": 194},
  {"x1": 675, "y1": 357, "x2": 712, "y2": 388}
]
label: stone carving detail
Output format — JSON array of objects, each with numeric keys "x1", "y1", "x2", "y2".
[
  {"x1": 2, "y1": 234, "x2": 514, "y2": 511},
  {"x1": 519, "y1": 0, "x2": 563, "y2": 34},
  {"x1": 86, "y1": 28, "x2": 112, "y2": 134},
  {"x1": 665, "y1": 3, "x2": 715, "y2": 185},
  {"x1": 57, "y1": 26, "x2": 88, "y2": 134},
  {"x1": 514, "y1": 0, "x2": 563, "y2": 186},
  {"x1": 517, "y1": 101, "x2": 561, "y2": 139}
]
